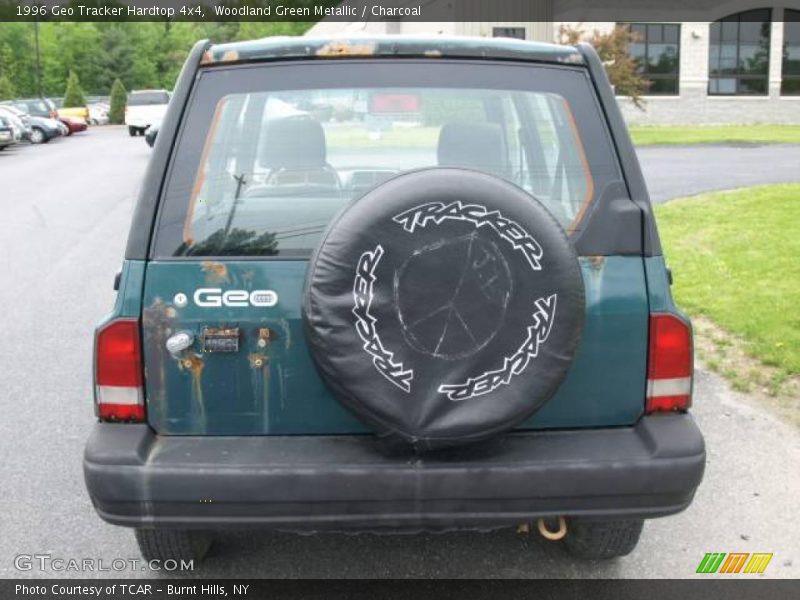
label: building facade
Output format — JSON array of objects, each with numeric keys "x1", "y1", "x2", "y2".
[{"x1": 307, "y1": 3, "x2": 800, "y2": 125}]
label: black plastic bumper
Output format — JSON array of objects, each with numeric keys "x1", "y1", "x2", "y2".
[{"x1": 84, "y1": 414, "x2": 705, "y2": 530}]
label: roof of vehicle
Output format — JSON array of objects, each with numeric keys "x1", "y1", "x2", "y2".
[
  {"x1": 0, "y1": 104, "x2": 24, "y2": 115},
  {"x1": 201, "y1": 35, "x2": 584, "y2": 66},
  {"x1": 129, "y1": 89, "x2": 170, "y2": 94},
  {"x1": 15, "y1": 97, "x2": 54, "y2": 104}
]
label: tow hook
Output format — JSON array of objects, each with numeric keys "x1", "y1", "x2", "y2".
[{"x1": 537, "y1": 517, "x2": 567, "y2": 541}]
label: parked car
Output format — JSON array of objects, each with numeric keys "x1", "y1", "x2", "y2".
[
  {"x1": 0, "y1": 116, "x2": 16, "y2": 150},
  {"x1": 0, "y1": 105, "x2": 30, "y2": 142},
  {"x1": 125, "y1": 89, "x2": 170, "y2": 136},
  {"x1": 53, "y1": 96, "x2": 90, "y2": 123},
  {"x1": 59, "y1": 115, "x2": 88, "y2": 135},
  {"x1": 28, "y1": 115, "x2": 63, "y2": 144},
  {"x1": 88, "y1": 102, "x2": 110, "y2": 125},
  {"x1": 0, "y1": 103, "x2": 65, "y2": 145},
  {"x1": 11, "y1": 97, "x2": 58, "y2": 119},
  {"x1": 84, "y1": 36, "x2": 704, "y2": 565}
]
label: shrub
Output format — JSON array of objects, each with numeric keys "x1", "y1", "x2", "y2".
[
  {"x1": 63, "y1": 70, "x2": 87, "y2": 107},
  {"x1": 109, "y1": 78, "x2": 127, "y2": 124}
]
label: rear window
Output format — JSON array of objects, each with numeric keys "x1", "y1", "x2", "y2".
[
  {"x1": 128, "y1": 92, "x2": 170, "y2": 106},
  {"x1": 153, "y1": 61, "x2": 620, "y2": 258}
]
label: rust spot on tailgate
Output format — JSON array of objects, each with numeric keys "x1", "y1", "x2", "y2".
[{"x1": 201, "y1": 261, "x2": 229, "y2": 284}]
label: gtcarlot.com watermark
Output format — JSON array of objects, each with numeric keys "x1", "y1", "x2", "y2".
[{"x1": 14, "y1": 554, "x2": 194, "y2": 573}]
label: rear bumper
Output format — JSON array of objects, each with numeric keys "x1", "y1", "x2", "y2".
[
  {"x1": 124, "y1": 118, "x2": 151, "y2": 129},
  {"x1": 84, "y1": 414, "x2": 705, "y2": 530}
]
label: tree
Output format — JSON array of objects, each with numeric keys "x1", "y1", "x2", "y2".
[
  {"x1": 63, "y1": 70, "x2": 86, "y2": 107},
  {"x1": 559, "y1": 24, "x2": 649, "y2": 109},
  {"x1": 109, "y1": 78, "x2": 127, "y2": 124},
  {"x1": 0, "y1": 74, "x2": 16, "y2": 101},
  {"x1": 0, "y1": 21, "x2": 315, "y2": 97}
]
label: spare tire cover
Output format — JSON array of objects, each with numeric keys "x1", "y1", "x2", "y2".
[{"x1": 304, "y1": 168, "x2": 584, "y2": 449}]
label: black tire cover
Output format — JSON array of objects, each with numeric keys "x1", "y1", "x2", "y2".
[{"x1": 303, "y1": 168, "x2": 584, "y2": 450}]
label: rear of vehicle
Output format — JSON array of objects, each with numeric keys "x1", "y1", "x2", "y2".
[
  {"x1": 0, "y1": 108, "x2": 24, "y2": 143},
  {"x1": 124, "y1": 90, "x2": 170, "y2": 136},
  {"x1": 85, "y1": 36, "x2": 704, "y2": 563},
  {"x1": 0, "y1": 116, "x2": 16, "y2": 150}
]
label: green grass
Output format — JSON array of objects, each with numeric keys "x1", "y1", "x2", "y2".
[
  {"x1": 630, "y1": 124, "x2": 800, "y2": 146},
  {"x1": 326, "y1": 123, "x2": 800, "y2": 148},
  {"x1": 655, "y1": 184, "x2": 800, "y2": 377}
]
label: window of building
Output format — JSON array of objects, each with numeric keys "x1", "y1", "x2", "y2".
[
  {"x1": 783, "y1": 10, "x2": 800, "y2": 95},
  {"x1": 624, "y1": 23, "x2": 681, "y2": 95},
  {"x1": 492, "y1": 27, "x2": 526, "y2": 40},
  {"x1": 709, "y1": 9, "x2": 772, "y2": 95}
]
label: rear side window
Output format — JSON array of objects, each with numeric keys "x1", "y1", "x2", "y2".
[
  {"x1": 153, "y1": 61, "x2": 620, "y2": 258},
  {"x1": 128, "y1": 92, "x2": 170, "y2": 106}
]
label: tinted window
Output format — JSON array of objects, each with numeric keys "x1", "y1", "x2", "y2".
[
  {"x1": 709, "y1": 9, "x2": 771, "y2": 95},
  {"x1": 783, "y1": 10, "x2": 800, "y2": 95},
  {"x1": 153, "y1": 62, "x2": 621, "y2": 258},
  {"x1": 625, "y1": 23, "x2": 680, "y2": 95},
  {"x1": 128, "y1": 92, "x2": 170, "y2": 106},
  {"x1": 493, "y1": 27, "x2": 526, "y2": 40}
]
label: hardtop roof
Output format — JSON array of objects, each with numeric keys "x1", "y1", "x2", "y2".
[{"x1": 201, "y1": 34, "x2": 584, "y2": 66}]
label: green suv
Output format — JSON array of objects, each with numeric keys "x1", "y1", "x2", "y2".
[{"x1": 84, "y1": 35, "x2": 704, "y2": 563}]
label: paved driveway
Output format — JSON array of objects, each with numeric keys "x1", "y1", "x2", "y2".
[
  {"x1": 0, "y1": 129, "x2": 797, "y2": 579},
  {"x1": 636, "y1": 144, "x2": 800, "y2": 203}
]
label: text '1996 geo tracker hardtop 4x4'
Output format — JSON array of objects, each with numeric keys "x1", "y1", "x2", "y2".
[{"x1": 83, "y1": 35, "x2": 705, "y2": 563}]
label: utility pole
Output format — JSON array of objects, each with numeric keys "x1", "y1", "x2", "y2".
[{"x1": 34, "y1": 17, "x2": 42, "y2": 97}]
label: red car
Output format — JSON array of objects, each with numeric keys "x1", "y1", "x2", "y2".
[{"x1": 59, "y1": 116, "x2": 87, "y2": 135}]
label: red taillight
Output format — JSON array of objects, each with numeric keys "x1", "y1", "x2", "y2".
[
  {"x1": 95, "y1": 319, "x2": 145, "y2": 422},
  {"x1": 646, "y1": 313, "x2": 693, "y2": 413}
]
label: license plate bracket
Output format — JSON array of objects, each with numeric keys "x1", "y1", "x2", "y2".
[{"x1": 201, "y1": 327, "x2": 240, "y2": 353}]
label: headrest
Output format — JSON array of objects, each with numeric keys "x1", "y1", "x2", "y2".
[
  {"x1": 437, "y1": 122, "x2": 507, "y2": 176},
  {"x1": 261, "y1": 118, "x2": 327, "y2": 169}
]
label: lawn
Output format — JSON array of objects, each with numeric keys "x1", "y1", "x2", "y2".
[
  {"x1": 655, "y1": 184, "x2": 800, "y2": 381},
  {"x1": 630, "y1": 124, "x2": 800, "y2": 146},
  {"x1": 324, "y1": 123, "x2": 800, "y2": 148}
]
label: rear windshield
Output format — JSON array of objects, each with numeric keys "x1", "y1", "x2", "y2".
[
  {"x1": 153, "y1": 61, "x2": 619, "y2": 258},
  {"x1": 128, "y1": 92, "x2": 170, "y2": 106}
]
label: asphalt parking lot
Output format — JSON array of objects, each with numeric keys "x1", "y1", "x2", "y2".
[
  {"x1": 0, "y1": 127, "x2": 798, "y2": 579},
  {"x1": 637, "y1": 143, "x2": 800, "y2": 203}
]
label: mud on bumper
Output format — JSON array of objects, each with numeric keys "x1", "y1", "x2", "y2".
[{"x1": 84, "y1": 415, "x2": 705, "y2": 529}]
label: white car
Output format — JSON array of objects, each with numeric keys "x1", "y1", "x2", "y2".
[
  {"x1": 88, "y1": 102, "x2": 110, "y2": 125},
  {"x1": 124, "y1": 90, "x2": 170, "y2": 137},
  {"x1": 0, "y1": 105, "x2": 27, "y2": 141}
]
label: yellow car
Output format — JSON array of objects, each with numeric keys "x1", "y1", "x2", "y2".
[{"x1": 54, "y1": 100, "x2": 89, "y2": 123}]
